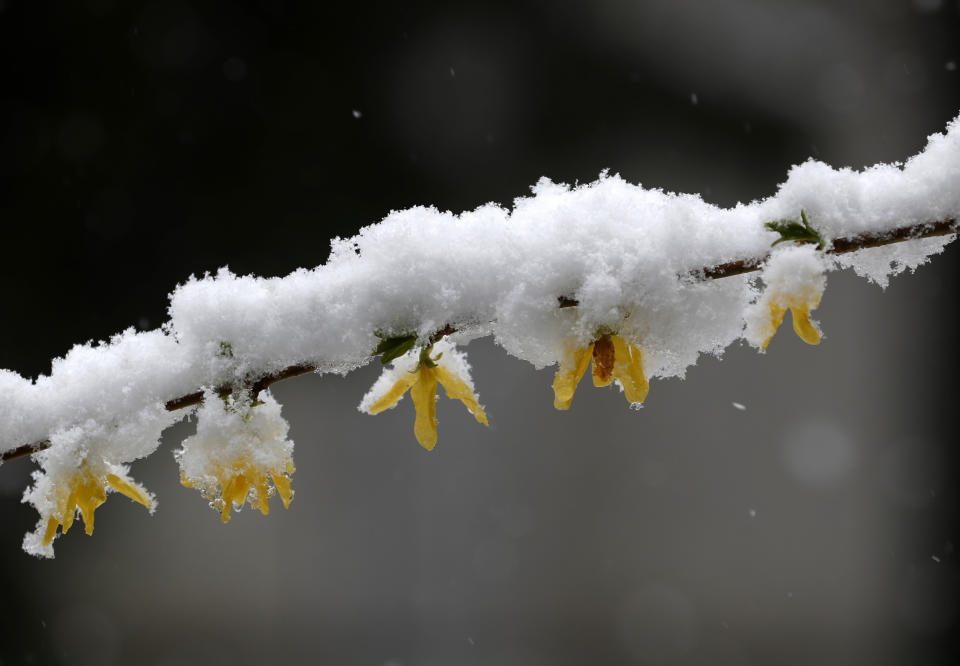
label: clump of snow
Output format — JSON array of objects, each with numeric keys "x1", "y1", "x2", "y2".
[
  {"x1": 832, "y1": 236, "x2": 953, "y2": 289},
  {"x1": 0, "y1": 370, "x2": 35, "y2": 460},
  {"x1": 1, "y1": 329, "x2": 196, "y2": 459},
  {"x1": 32, "y1": 404, "x2": 178, "y2": 476},
  {"x1": 757, "y1": 115, "x2": 960, "y2": 241}
]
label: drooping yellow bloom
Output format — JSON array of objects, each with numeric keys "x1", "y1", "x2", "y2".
[
  {"x1": 40, "y1": 464, "x2": 154, "y2": 548},
  {"x1": 181, "y1": 455, "x2": 295, "y2": 523},
  {"x1": 366, "y1": 348, "x2": 489, "y2": 451},
  {"x1": 553, "y1": 333, "x2": 649, "y2": 410},
  {"x1": 177, "y1": 391, "x2": 296, "y2": 523},
  {"x1": 761, "y1": 287, "x2": 823, "y2": 350},
  {"x1": 749, "y1": 243, "x2": 827, "y2": 351}
]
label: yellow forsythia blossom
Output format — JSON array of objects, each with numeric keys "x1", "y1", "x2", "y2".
[
  {"x1": 181, "y1": 455, "x2": 294, "y2": 523},
  {"x1": 761, "y1": 287, "x2": 823, "y2": 350},
  {"x1": 177, "y1": 391, "x2": 296, "y2": 523},
  {"x1": 553, "y1": 333, "x2": 649, "y2": 410},
  {"x1": 362, "y1": 341, "x2": 488, "y2": 450},
  {"x1": 40, "y1": 463, "x2": 154, "y2": 547},
  {"x1": 747, "y1": 244, "x2": 827, "y2": 350}
]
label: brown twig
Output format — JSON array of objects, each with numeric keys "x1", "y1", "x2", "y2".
[
  {"x1": 700, "y1": 218, "x2": 957, "y2": 280},
  {"x1": 3, "y1": 218, "x2": 955, "y2": 464},
  {"x1": 162, "y1": 363, "x2": 319, "y2": 412},
  {"x1": 1, "y1": 441, "x2": 51, "y2": 463}
]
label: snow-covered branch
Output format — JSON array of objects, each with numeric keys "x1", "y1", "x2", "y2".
[
  {"x1": 2, "y1": 216, "x2": 955, "y2": 466},
  {"x1": 1, "y1": 113, "x2": 958, "y2": 557}
]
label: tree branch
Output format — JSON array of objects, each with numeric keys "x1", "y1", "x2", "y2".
[
  {"x1": 3, "y1": 218, "x2": 955, "y2": 464},
  {"x1": 698, "y1": 217, "x2": 957, "y2": 280}
]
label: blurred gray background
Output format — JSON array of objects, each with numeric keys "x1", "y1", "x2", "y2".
[{"x1": 0, "y1": 0, "x2": 958, "y2": 664}]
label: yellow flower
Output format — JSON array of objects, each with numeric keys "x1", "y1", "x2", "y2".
[
  {"x1": 364, "y1": 343, "x2": 488, "y2": 450},
  {"x1": 181, "y1": 455, "x2": 295, "y2": 523},
  {"x1": 40, "y1": 463, "x2": 154, "y2": 548},
  {"x1": 751, "y1": 244, "x2": 826, "y2": 350},
  {"x1": 177, "y1": 391, "x2": 296, "y2": 523},
  {"x1": 553, "y1": 333, "x2": 649, "y2": 410},
  {"x1": 761, "y1": 287, "x2": 823, "y2": 350}
]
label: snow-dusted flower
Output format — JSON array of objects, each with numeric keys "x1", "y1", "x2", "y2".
[
  {"x1": 23, "y1": 460, "x2": 154, "y2": 557},
  {"x1": 20, "y1": 406, "x2": 173, "y2": 558},
  {"x1": 359, "y1": 340, "x2": 488, "y2": 450},
  {"x1": 745, "y1": 245, "x2": 827, "y2": 350},
  {"x1": 553, "y1": 333, "x2": 649, "y2": 410},
  {"x1": 177, "y1": 390, "x2": 295, "y2": 522},
  {"x1": 763, "y1": 290, "x2": 823, "y2": 349}
]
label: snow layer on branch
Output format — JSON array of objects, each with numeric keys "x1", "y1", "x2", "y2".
[
  {"x1": 1, "y1": 330, "x2": 197, "y2": 457},
  {"x1": 832, "y1": 236, "x2": 954, "y2": 289},
  {"x1": 2, "y1": 113, "x2": 959, "y2": 456},
  {"x1": 757, "y1": 115, "x2": 960, "y2": 239},
  {"x1": 31, "y1": 404, "x2": 178, "y2": 475}
]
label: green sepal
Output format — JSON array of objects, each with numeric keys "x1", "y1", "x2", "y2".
[
  {"x1": 407, "y1": 345, "x2": 443, "y2": 373},
  {"x1": 217, "y1": 341, "x2": 234, "y2": 358},
  {"x1": 373, "y1": 333, "x2": 418, "y2": 365},
  {"x1": 764, "y1": 210, "x2": 824, "y2": 249},
  {"x1": 418, "y1": 345, "x2": 441, "y2": 369}
]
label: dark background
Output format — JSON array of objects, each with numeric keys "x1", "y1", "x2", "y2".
[{"x1": 1, "y1": 1, "x2": 958, "y2": 664}]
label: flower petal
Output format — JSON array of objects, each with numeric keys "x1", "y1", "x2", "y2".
[
  {"x1": 611, "y1": 336, "x2": 650, "y2": 404},
  {"x1": 411, "y1": 367, "x2": 440, "y2": 450},
  {"x1": 762, "y1": 302, "x2": 788, "y2": 350},
  {"x1": 271, "y1": 468, "x2": 295, "y2": 509},
  {"x1": 790, "y1": 305, "x2": 822, "y2": 345},
  {"x1": 220, "y1": 472, "x2": 251, "y2": 522},
  {"x1": 368, "y1": 372, "x2": 420, "y2": 414},
  {"x1": 106, "y1": 473, "x2": 154, "y2": 510},
  {"x1": 436, "y1": 367, "x2": 489, "y2": 426},
  {"x1": 42, "y1": 517, "x2": 59, "y2": 547},
  {"x1": 553, "y1": 342, "x2": 593, "y2": 410}
]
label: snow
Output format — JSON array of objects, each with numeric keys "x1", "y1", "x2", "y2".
[
  {"x1": 176, "y1": 390, "x2": 293, "y2": 487},
  {"x1": 833, "y1": 236, "x2": 953, "y2": 289},
  {"x1": 1, "y1": 112, "x2": 959, "y2": 556}
]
